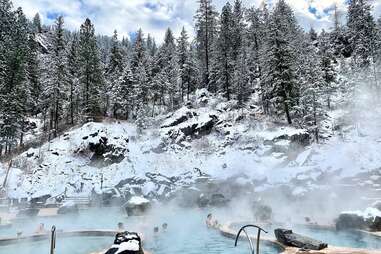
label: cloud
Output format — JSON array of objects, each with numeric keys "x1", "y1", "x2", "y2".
[{"x1": 11, "y1": 0, "x2": 381, "y2": 43}]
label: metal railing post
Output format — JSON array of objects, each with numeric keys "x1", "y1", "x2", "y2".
[
  {"x1": 50, "y1": 225, "x2": 56, "y2": 254},
  {"x1": 234, "y1": 224, "x2": 268, "y2": 254}
]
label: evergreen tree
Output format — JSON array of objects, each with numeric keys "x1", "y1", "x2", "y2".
[
  {"x1": 32, "y1": 13, "x2": 42, "y2": 33},
  {"x1": 0, "y1": 7, "x2": 29, "y2": 152},
  {"x1": 26, "y1": 32, "x2": 41, "y2": 115},
  {"x1": 347, "y1": 0, "x2": 377, "y2": 68},
  {"x1": 231, "y1": 0, "x2": 245, "y2": 61},
  {"x1": 67, "y1": 35, "x2": 80, "y2": 125},
  {"x1": 262, "y1": 0, "x2": 299, "y2": 124},
  {"x1": 177, "y1": 27, "x2": 197, "y2": 101},
  {"x1": 50, "y1": 16, "x2": 68, "y2": 136},
  {"x1": 78, "y1": 18, "x2": 105, "y2": 118},
  {"x1": 194, "y1": 0, "x2": 218, "y2": 89},
  {"x1": 215, "y1": 2, "x2": 234, "y2": 100},
  {"x1": 319, "y1": 30, "x2": 337, "y2": 109},
  {"x1": 106, "y1": 30, "x2": 124, "y2": 116},
  {"x1": 298, "y1": 36, "x2": 325, "y2": 142},
  {"x1": 111, "y1": 66, "x2": 135, "y2": 119}
]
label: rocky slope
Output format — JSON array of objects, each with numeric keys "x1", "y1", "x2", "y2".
[{"x1": 0, "y1": 89, "x2": 380, "y2": 214}]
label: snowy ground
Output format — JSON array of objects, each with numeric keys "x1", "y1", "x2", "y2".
[{"x1": 1, "y1": 89, "x2": 381, "y2": 204}]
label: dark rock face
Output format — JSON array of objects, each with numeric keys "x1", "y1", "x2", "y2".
[
  {"x1": 161, "y1": 109, "x2": 198, "y2": 128},
  {"x1": 167, "y1": 115, "x2": 218, "y2": 142},
  {"x1": 87, "y1": 136, "x2": 127, "y2": 166},
  {"x1": 274, "y1": 131, "x2": 310, "y2": 146},
  {"x1": 336, "y1": 213, "x2": 381, "y2": 231},
  {"x1": 336, "y1": 213, "x2": 367, "y2": 230},
  {"x1": 274, "y1": 228, "x2": 328, "y2": 250}
]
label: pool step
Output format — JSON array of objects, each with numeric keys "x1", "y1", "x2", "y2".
[{"x1": 64, "y1": 196, "x2": 92, "y2": 208}]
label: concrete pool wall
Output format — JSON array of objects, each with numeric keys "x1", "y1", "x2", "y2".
[
  {"x1": 219, "y1": 222, "x2": 381, "y2": 254},
  {"x1": 0, "y1": 230, "x2": 117, "y2": 246}
]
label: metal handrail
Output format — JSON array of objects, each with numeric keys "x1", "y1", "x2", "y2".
[
  {"x1": 50, "y1": 226, "x2": 56, "y2": 254},
  {"x1": 234, "y1": 224, "x2": 268, "y2": 254}
]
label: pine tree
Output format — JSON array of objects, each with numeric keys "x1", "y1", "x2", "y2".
[
  {"x1": 319, "y1": 30, "x2": 337, "y2": 109},
  {"x1": 32, "y1": 13, "x2": 42, "y2": 33},
  {"x1": 26, "y1": 32, "x2": 41, "y2": 115},
  {"x1": 247, "y1": 5, "x2": 269, "y2": 113},
  {"x1": 177, "y1": 27, "x2": 197, "y2": 101},
  {"x1": 231, "y1": 0, "x2": 245, "y2": 61},
  {"x1": 67, "y1": 35, "x2": 80, "y2": 125},
  {"x1": 298, "y1": 35, "x2": 325, "y2": 142},
  {"x1": 347, "y1": 0, "x2": 377, "y2": 68},
  {"x1": 0, "y1": 7, "x2": 29, "y2": 152},
  {"x1": 50, "y1": 16, "x2": 68, "y2": 136},
  {"x1": 106, "y1": 30, "x2": 124, "y2": 117},
  {"x1": 78, "y1": 18, "x2": 105, "y2": 119},
  {"x1": 152, "y1": 28, "x2": 178, "y2": 108},
  {"x1": 262, "y1": 0, "x2": 299, "y2": 124},
  {"x1": 194, "y1": 0, "x2": 218, "y2": 89},
  {"x1": 235, "y1": 46, "x2": 251, "y2": 108},
  {"x1": 111, "y1": 66, "x2": 135, "y2": 119},
  {"x1": 215, "y1": 2, "x2": 234, "y2": 100}
]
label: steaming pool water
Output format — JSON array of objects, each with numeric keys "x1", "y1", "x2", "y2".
[
  {"x1": 0, "y1": 207, "x2": 280, "y2": 254},
  {"x1": 1, "y1": 207, "x2": 381, "y2": 253}
]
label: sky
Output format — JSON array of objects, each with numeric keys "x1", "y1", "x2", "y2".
[{"x1": 12, "y1": 0, "x2": 381, "y2": 42}]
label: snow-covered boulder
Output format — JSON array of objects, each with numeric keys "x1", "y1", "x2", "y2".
[
  {"x1": 124, "y1": 196, "x2": 151, "y2": 216},
  {"x1": 58, "y1": 200, "x2": 79, "y2": 214},
  {"x1": 76, "y1": 133, "x2": 128, "y2": 167},
  {"x1": 161, "y1": 106, "x2": 198, "y2": 128}
]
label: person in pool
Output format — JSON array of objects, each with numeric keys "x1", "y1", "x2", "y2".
[
  {"x1": 35, "y1": 223, "x2": 47, "y2": 234},
  {"x1": 162, "y1": 223, "x2": 168, "y2": 232},
  {"x1": 117, "y1": 222, "x2": 125, "y2": 232},
  {"x1": 206, "y1": 213, "x2": 219, "y2": 228}
]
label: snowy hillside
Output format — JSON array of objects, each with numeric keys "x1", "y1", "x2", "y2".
[{"x1": 1, "y1": 89, "x2": 381, "y2": 202}]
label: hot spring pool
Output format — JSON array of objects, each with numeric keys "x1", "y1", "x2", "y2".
[
  {"x1": 0, "y1": 207, "x2": 281, "y2": 254},
  {"x1": 231, "y1": 222, "x2": 381, "y2": 250},
  {"x1": 0, "y1": 236, "x2": 114, "y2": 254}
]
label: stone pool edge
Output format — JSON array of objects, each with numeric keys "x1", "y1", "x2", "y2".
[{"x1": 218, "y1": 222, "x2": 381, "y2": 254}]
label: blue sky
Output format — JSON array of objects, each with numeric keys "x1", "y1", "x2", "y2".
[{"x1": 13, "y1": 0, "x2": 381, "y2": 42}]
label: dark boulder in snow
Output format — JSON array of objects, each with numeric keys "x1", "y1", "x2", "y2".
[
  {"x1": 161, "y1": 106, "x2": 198, "y2": 128},
  {"x1": 167, "y1": 114, "x2": 218, "y2": 143},
  {"x1": 88, "y1": 136, "x2": 127, "y2": 166},
  {"x1": 274, "y1": 228, "x2": 328, "y2": 250},
  {"x1": 336, "y1": 209, "x2": 381, "y2": 231},
  {"x1": 336, "y1": 213, "x2": 367, "y2": 230},
  {"x1": 105, "y1": 231, "x2": 144, "y2": 254}
]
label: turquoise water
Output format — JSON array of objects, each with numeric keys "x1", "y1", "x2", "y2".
[
  {"x1": 0, "y1": 207, "x2": 281, "y2": 254},
  {"x1": 143, "y1": 209, "x2": 279, "y2": 254}
]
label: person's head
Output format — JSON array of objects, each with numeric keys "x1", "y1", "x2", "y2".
[
  {"x1": 154, "y1": 226, "x2": 159, "y2": 233},
  {"x1": 162, "y1": 223, "x2": 168, "y2": 230},
  {"x1": 207, "y1": 213, "x2": 212, "y2": 220},
  {"x1": 118, "y1": 222, "x2": 124, "y2": 229}
]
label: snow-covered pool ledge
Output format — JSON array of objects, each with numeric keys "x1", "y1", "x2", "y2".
[{"x1": 218, "y1": 222, "x2": 381, "y2": 254}]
